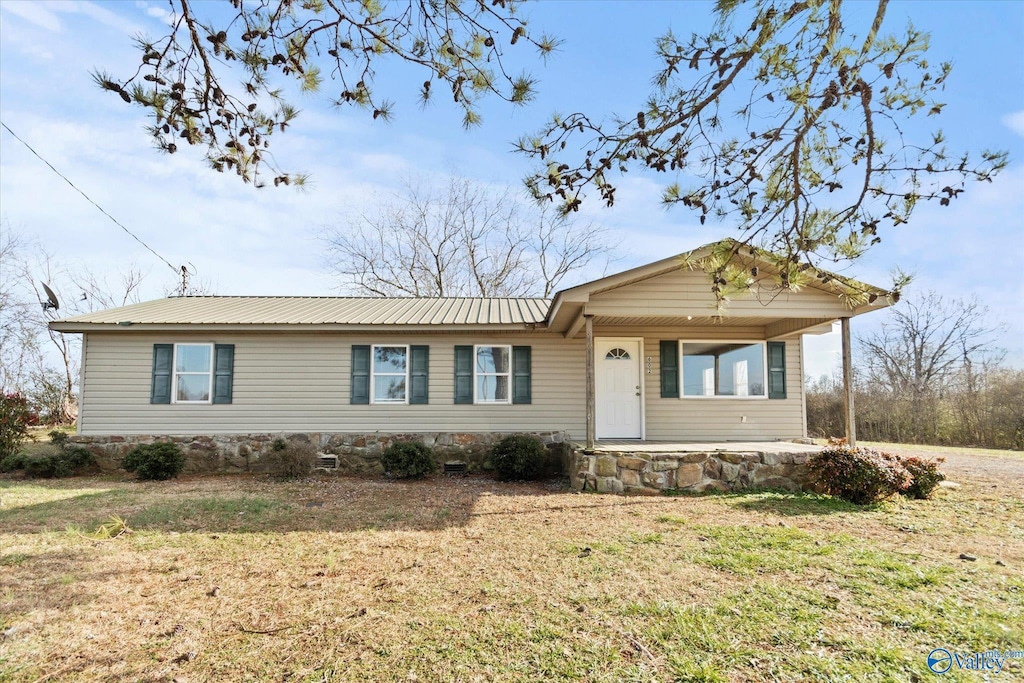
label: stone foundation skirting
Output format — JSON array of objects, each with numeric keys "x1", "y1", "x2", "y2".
[
  {"x1": 70, "y1": 431, "x2": 568, "y2": 475},
  {"x1": 568, "y1": 449, "x2": 812, "y2": 494}
]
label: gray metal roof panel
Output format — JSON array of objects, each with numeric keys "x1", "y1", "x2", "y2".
[{"x1": 54, "y1": 296, "x2": 552, "y2": 327}]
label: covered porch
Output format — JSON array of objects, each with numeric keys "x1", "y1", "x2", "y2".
[{"x1": 544, "y1": 248, "x2": 882, "y2": 449}]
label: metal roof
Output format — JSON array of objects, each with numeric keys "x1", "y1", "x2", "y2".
[{"x1": 52, "y1": 296, "x2": 551, "y2": 328}]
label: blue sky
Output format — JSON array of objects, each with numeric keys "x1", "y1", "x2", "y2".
[{"x1": 1, "y1": 0, "x2": 1022, "y2": 379}]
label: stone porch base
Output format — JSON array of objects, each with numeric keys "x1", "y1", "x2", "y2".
[{"x1": 567, "y1": 441, "x2": 820, "y2": 494}]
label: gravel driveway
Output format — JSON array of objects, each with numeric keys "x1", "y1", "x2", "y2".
[{"x1": 877, "y1": 444, "x2": 1024, "y2": 494}]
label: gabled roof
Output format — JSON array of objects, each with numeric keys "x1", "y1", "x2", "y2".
[
  {"x1": 545, "y1": 239, "x2": 893, "y2": 336},
  {"x1": 50, "y1": 296, "x2": 550, "y2": 332},
  {"x1": 548, "y1": 239, "x2": 890, "y2": 315},
  {"x1": 49, "y1": 240, "x2": 892, "y2": 335}
]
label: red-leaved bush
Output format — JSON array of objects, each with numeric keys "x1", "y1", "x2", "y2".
[
  {"x1": 0, "y1": 392, "x2": 38, "y2": 461},
  {"x1": 900, "y1": 456, "x2": 946, "y2": 499},
  {"x1": 807, "y1": 440, "x2": 913, "y2": 504}
]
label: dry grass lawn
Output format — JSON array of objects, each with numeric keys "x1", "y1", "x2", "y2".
[{"x1": 1, "y1": 452, "x2": 1022, "y2": 682}]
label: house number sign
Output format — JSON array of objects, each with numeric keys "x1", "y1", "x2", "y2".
[{"x1": 646, "y1": 356, "x2": 653, "y2": 374}]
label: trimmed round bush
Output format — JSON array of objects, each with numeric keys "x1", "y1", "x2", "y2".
[
  {"x1": 807, "y1": 443, "x2": 911, "y2": 505},
  {"x1": 491, "y1": 434, "x2": 547, "y2": 481},
  {"x1": 62, "y1": 445, "x2": 96, "y2": 470},
  {"x1": 123, "y1": 442, "x2": 186, "y2": 481},
  {"x1": 49, "y1": 430, "x2": 70, "y2": 447},
  {"x1": 901, "y1": 456, "x2": 946, "y2": 499},
  {"x1": 264, "y1": 437, "x2": 318, "y2": 479},
  {"x1": 24, "y1": 445, "x2": 74, "y2": 478},
  {"x1": 381, "y1": 442, "x2": 436, "y2": 479},
  {"x1": 1, "y1": 445, "x2": 96, "y2": 479},
  {"x1": 0, "y1": 452, "x2": 29, "y2": 473}
]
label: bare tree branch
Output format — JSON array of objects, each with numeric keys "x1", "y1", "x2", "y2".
[{"x1": 320, "y1": 174, "x2": 615, "y2": 298}]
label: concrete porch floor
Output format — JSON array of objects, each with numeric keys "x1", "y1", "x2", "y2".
[{"x1": 571, "y1": 439, "x2": 822, "y2": 454}]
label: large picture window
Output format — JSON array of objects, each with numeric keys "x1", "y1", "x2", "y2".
[
  {"x1": 475, "y1": 345, "x2": 511, "y2": 404},
  {"x1": 681, "y1": 342, "x2": 766, "y2": 398},
  {"x1": 372, "y1": 345, "x2": 408, "y2": 404},
  {"x1": 173, "y1": 343, "x2": 214, "y2": 403}
]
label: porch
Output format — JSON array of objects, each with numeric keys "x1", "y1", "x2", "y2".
[
  {"x1": 572, "y1": 439, "x2": 822, "y2": 455},
  {"x1": 544, "y1": 248, "x2": 878, "y2": 449},
  {"x1": 566, "y1": 439, "x2": 821, "y2": 495}
]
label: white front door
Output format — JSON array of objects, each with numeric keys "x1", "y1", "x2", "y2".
[{"x1": 595, "y1": 339, "x2": 642, "y2": 439}]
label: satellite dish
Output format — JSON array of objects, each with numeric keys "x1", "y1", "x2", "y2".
[{"x1": 41, "y1": 283, "x2": 60, "y2": 312}]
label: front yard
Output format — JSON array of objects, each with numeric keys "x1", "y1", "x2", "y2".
[{"x1": 1, "y1": 448, "x2": 1021, "y2": 681}]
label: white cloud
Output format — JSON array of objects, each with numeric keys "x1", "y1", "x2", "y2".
[
  {"x1": 802, "y1": 326, "x2": 842, "y2": 381},
  {"x1": 135, "y1": 1, "x2": 174, "y2": 23},
  {"x1": 49, "y1": 1, "x2": 144, "y2": 34},
  {"x1": 0, "y1": 2, "x2": 62, "y2": 31},
  {"x1": 1003, "y1": 111, "x2": 1024, "y2": 138},
  {"x1": 0, "y1": 1, "x2": 144, "y2": 35},
  {"x1": 0, "y1": 29, "x2": 55, "y2": 60},
  {"x1": 0, "y1": 105, "x2": 421, "y2": 300}
]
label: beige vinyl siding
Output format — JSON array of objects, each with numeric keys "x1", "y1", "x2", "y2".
[
  {"x1": 81, "y1": 328, "x2": 807, "y2": 442},
  {"x1": 587, "y1": 268, "x2": 853, "y2": 319},
  {"x1": 79, "y1": 332, "x2": 587, "y2": 436},
  {"x1": 641, "y1": 334, "x2": 805, "y2": 441}
]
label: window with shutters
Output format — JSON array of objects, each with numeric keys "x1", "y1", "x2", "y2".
[
  {"x1": 680, "y1": 341, "x2": 767, "y2": 398},
  {"x1": 371, "y1": 345, "x2": 408, "y2": 404},
  {"x1": 173, "y1": 343, "x2": 214, "y2": 403},
  {"x1": 474, "y1": 345, "x2": 511, "y2": 404}
]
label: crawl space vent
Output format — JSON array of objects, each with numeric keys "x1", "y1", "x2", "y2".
[
  {"x1": 444, "y1": 460, "x2": 467, "y2": 475},
  {"x1": 315, "y1": 454, "x2": 339, "y2": 471}
]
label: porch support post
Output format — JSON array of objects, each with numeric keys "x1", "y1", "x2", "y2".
[
  {"x1": 841, "y1": 316, "x2": 857, "y2": 447},
  {"x1": 585, "y1": 314, "x2": 595, "y2": 451}
]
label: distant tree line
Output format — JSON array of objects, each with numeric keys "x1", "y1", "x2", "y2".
[
  {"x1": 807, "y1": 292, "x2": 1024, "y2": 450},
  {"x1": 0, "y1": 221, "x2": 152, "y2": 424}
]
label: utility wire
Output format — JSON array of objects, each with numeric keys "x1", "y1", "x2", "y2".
[{"x1": 0, "y1": 119, "x2": 180, "y2": 275}]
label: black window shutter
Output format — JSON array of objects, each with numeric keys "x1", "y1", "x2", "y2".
[
  {"x1": 351, "y1": 345, "x2": 371, "y2": 404},
  {"x1": 767, "y1": 341, "x2": 787, "y2": 399},
  {"x1": 454, "y1": 345, "x2": 473, "y2": 404},
  {"x1": 660, "y1": 340, "x2": 679, "y2": 398},
  {"x1": 512, "y1": 346, "x2": 532, "y2": 404},
  {"x1": 212, "y1": 344, "x2": 235, "y2": 404},
  {"x1": 150, "y1": 344, "x2": 173, "y2": 404},
  {"x1": 409, "y1": 345, "x2": 429, "y2": 404}
]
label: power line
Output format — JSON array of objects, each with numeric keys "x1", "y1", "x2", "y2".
[{"x1": 0, "y1": 120, "x2": 180, "y2": 275}]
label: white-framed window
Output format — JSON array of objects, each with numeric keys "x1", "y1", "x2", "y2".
[
  {"x1": 681, "y1": 341, "x2": 767, "y2": 398},
  {"x1": 173, "y1": 343, "x2": 214, "y2": 404},
  {"x1": 474, "y1": 344, "x2": 511, "y2": 404},
  {"x1": 371, "y1": 345, "x2": 409, "y2": 404}
]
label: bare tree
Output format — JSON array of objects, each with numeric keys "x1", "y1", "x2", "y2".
[
  {"x1": 1, "y1": 223, "x2": 148, "y2": 424},
  {"x1": 0, "y1": 222, "x2": 40, "y2": 392},
  {"x1": 857, "y1": 290, "x2": 1005, "y2": 443},
  {"x1": 22, "y1": 254, "x2": 147, "y2": 424},
  {"x1": 322, "y1": 175, "x2": 615, "y2": 298}
]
